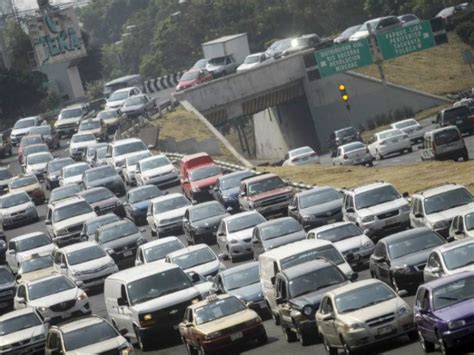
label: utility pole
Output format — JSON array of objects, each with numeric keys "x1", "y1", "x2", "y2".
[{"x1": 367, "y1": 23, "x2": 386, "y2": 86}]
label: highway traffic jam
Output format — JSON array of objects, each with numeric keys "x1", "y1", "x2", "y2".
[{"x1": 0, "y1": 98, "x2": 473, "y2": 355}]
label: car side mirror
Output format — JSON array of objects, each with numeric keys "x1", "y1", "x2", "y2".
[
  {"x1": 270, "y1": 276, "x2": 276, "y2": 285},
  {"x1": 16, "y1": 297, "x2": 25, "y2": 304},
  {"x1": 16, "y1": 274, "x2": 21, "y2": 281},
  {"x1": 117, "y1": 297, "x2": 128, "y2": 307},
  {"x1": 8, "y1": 249, "x2": 15, "y2": 255},
  {"x1": 275, "y1": 296, "x2": 285, "y2": 305},
  {"x1": 45, "y1": 220, "x2": 51, "y2": 225},
  {"x1": 60, "y1": 263, "x2": 67, "y2": 269},
  {"x1": 75, "y1": 280, "x2": 84, "y2": 288},
  {"x1": 372, "y1": 255, "x2": 385, "y2": 263},
  {"x1": 252, "y1": 239, "x2": 260, "y2": 244},
  {"x1": 185, "y1": 322, "x2": 194, "y2": 328},
  {"x1": 455, "y1": 230, "x2": 464, "y2": 235},
  {"x1": 226, "y1": 207, "x2": 233, "y2": 213},
  {"x1": 240, "y1": 192, "x2": 246, "y2": 197},
  {"x1": 50, "y1": 347, "x2": 62, "y2": 355},
  {"x1": 205, "y1": 275, "x2": 214, "y2": 282},
  {"x1": 288, "y1": 205, "x2": 296, "y2": 211},
  {"x1": 246, "y1": 301, "x2": 255, "y2": 309},
  {"x1": 349, "y1": 272, "x2": 358, "y2": 281},
  {"x1": 398, "y1": 290, "x2": 408, "y2": 297},
  {"x1": 402, "y1": 192, "x2": 409, "y2": 198},
  {"x1": 430, "y1": 266, "x2": 440, "y2": 274},
  {"x1": 119, "y1": 328, "x2": 128, "y2": 336},
  {"x1": 414, "y1": 213, "x2": 423, "y2": 218},
  {"x1": 321, "y1": 313, "x2": 335, "y2": 321},
  {"x1": 363, "y1": 229, "x2": 374, "y2": 238},
  {"x1": 346, "y1": 207, "x2": 355, "y2": 213}
]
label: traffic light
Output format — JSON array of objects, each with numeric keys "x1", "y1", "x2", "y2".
[{"x1": 338, "y1": 84, "x2": 351, "y2": 111}]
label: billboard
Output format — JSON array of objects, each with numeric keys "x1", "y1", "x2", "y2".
[{"x1": 27, "y1": 6, "x2": 87, "y2": 66}]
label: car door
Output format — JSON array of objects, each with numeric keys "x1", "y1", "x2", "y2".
[
  {"x1": 183, "y1": 210, "x2": 191, "y2": 236},
  {"x1": 448, "y1": 216, "x2": 460, "y2": 241},
  {"x1": 276, "y1": 277, "x2": 292, "y2": 328},
  {"x1": 373, "y1": 242, "x2": 391, "y2": 283},
  {"x1": 6, "y1": 241, "x2": 17, "y2": 272},
  {"x1": 179, "y1": 308, "x2": 195, "y2": 346},
  {"x1": 45, "y1": 208, "x2": 54, "y2": 237},
  {"x1": 317, "y1": 296, "x2": 339, "y2": 345},
  {"x1": 45, "y1": 330, "x2": 64, "y2": 355},
  {"x1": 343, "y1": 195, "x2": 356, "y2": 222},
  {"x1": 424, "y1": 252, "x2": 443, "y2": 281},
  {"x1": 410, "y1": 198, "x2": 425, "y2": 228},
  {"x1": 216, "y1": 221, "x2": 227, "y2": 251},
  {"x1": 114, "y1": 284, "x2": 134, "y2": 335},
  {"x1": 415, "y1": 288, "x2": 437, "y2": 343},
  {"x1": 14, "y1": 284, "x2": 27, "y2": 309},
  {"x1": 52, "y1": 251, "x2": 64, "y2": 274},
  {"x1": 251, "y1": 228, "x2": 263, "y2": 256}
]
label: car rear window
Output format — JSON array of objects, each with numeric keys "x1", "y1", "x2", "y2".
[
  {"x1": 444, "y1": 106, "x2": 470, "y2": 123},
  {"x1": 434, "y1": 129, "x2": 460, "y2": 145}
]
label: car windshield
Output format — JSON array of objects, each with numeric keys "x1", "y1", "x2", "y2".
[
  {"x1": 114, "y1": 141, "x2": 147, "y2": 157},
  {"x1": 261, "y1": 219, "x2": 302, "y2": 240},
  {"x1": 98, "y1": 222, "x2": 138, "y2": 243},
  {"x1": 223, "y1": 265, "x2": 259, "y2": 291},
  {"x1": 172, "y1": 248, "x2": 216, "y2": 269},
  {"x1": 442, "y1": 242, "x2": 474, "y2": 270},
  {"x1": 299, "y1": 188, "x2": 341, "y2": 209},
  {"x1": 97, "y1": 111, "x2": 116, "y2": 119},
  {"x1": 64, "y1": 321, "x2": 117, "y2": 351},
  {"x1": 67, "y1": 246, "x2": 106, "y2": 265},
  {"x1": 189, "y1": 165, "x2": 221, "y2": 182},
  {"x1": 29, "y1": 126, "x2": 50, "y2": 136},
  {"x1": 433, "y1": 275, "x2": 474, "y2": 310},
  {"x1": 227, "y1": 213, "x2": 266, "y2": 233},
  {"x1": 144, "y1": 240, "x2": 184, "y2": 262},
  {"x1": 141, "y1": 156, "x2": 170, "y2": 171},
  {"x1": 394, "y1": 120, "x2": 417, "y2": 129},
  {"x1": 27, "y1": 153, "x2": 52, "y2": 165},
  {"x1": 248, "y1": 176, "x2": 286, "y2": 195},
  {"x1": 28, "y1": 276, "x2": 75, "y2": 299},
  {"x1": 50, "y1": 185, "x2": 81, "y2": 203},
  {"x1": 22, "y1": 136, "x2": 43, "y2": 146},
  {"x1": 340, "y1": 25, "x2": 360, "y2": 37},
  {"x1": 180, "y1": 71, "x2": 200, "y2": 81},
  {"x1": 63, "y1": 164, "x2": 89, "y2": 178},
  {"x1": 220, "y1": 172, "x2": 254, "y2": 190},
  {"x1": 125, "y1": 96, "x2": 147, "y2": 106},
  {"x1": 336, "y1": 282, "x2": 395, "y2": 313},
  {"x1": 72, "y1": 134, "x2": 95, "y2": 143},
  {"x1": 244, "y1": 54, "x2": 261, "y2": 64},
  {"x1": 0, "y1": 269, "x2": 14, "y2": 284},
  {"x1": 466, "y1": 212, "x2": 474, "y2": 230},
  {"x1": 0, "y1": 193, "x2": 30, "y2": 208},
  {"x1": 16, "y1": 234, "x2": 50, "y2": 252},
  {"x1": 290, "y1": 147, "x2": 314, "y2": 157},
  {"x1": 82, "y1": 189, "x2": 114, "y2": 204},
  {"x1": 0, "y1": 312, "x2": 42, "y2": 336},
  {"x1": 281, "y1": 245, "x2": 345, "y2": 269},
  {"x1": 19, "y1": 255, "x2": 53, "y2": 274},
  {"x1": 10, "y1": 176, "x2": 37, "y2": 189},
  {"x1": 195, "y1": 296, "x2": 246, "y2": 325},
  {"x1": 355, "y1": 185, "x2": 401, "y2": 209},
  {"x1": 378, "y1": 130, "x2": 402, "y2": 140},
  {"x1": 24, "y1": 145, "x2": 48, "y2": 156},
  {"x1": 126, "y1": 152, "x2": 151, "y2": 166},
  {"x1": 359, "y1": 19, "x2": 380, "y2": 31},
  {"x1": 53, "y1": 201, "x2": 93, "y2": 223},
  {"x1": 61, "y1": 108, "x2": 82, "y2": 119},
  {"x1": 127, "y1": 268, "x2": 192, "y2": 305},
  {"x1": 343, "y1": 142, "x2": 365, "y2": 152},
  {"x1": 192, "y1": 59, "x2": 208, "y2": 69},
  {"x1": 444, "y1": 106, "x2": 470, "y2": 123},
  {"x1": 0, "y1": 169, "x2": 12, "y2": 180},
  {"x1": 424, "y1": 188, "x2": 473, "y2": 214},
  {"x1": 154, "y1": 196, "x2": 190, "y2": 214},
  {"x1": 48, "y1": 159, "x2": 74, "y2": 173},
  {"x1": 109, "y1": 91, "x2": 129, "y2": 101},
  {"x1": 208, "y1": 56, "x2": 227, "y2": 65},
  {"x1": 85, "y1": 166, "x2": 116, "y2": 182},
  {"x1": 96, "y1": 147, "x2": 107, "y2": 159},
  {"x1": 86, "y1": 215, "x2": 119, "y2": 236},
  {"x1": 190, "y1": 203, "x2": 226, "y2": 222},
  {"x1": 317, "y1": 224, "x2": 363, "y2": 242},
  {"x1": 80, "y1": 121, "x2": 100, "y2": 130},
  {"x1": 268, "y1": 39, "x2": 292, "y2": 52},
  {"x1": 388, "y1": 231, "x2": 444, "y2": 259},
  {"x1": 336, "y1": 127, "x2": 356, "y2": 137},
  {"x1": 129, "y1": 186, "x2": 162, "y2": 204},
  {"x1": 14, "y1": 119, "x2": 35, "y2": 129},
  {"x1": 289, "y1": 266, "x2": 346, "y2": 298},
  {"x1": 434, "y1": 129, "x2": 461, "y2": 145}
]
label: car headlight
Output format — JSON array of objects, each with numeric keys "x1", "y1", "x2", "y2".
[
  {"x1": 302, "y1": 215, "x2": 315, "y2": 221},
  {"x1": 345, "y1": 322, "x2": 364, "y2": 330},
  {"x1": 72, "y1": 270, "x2": 83, "y2": 277},
  {"x1": 245, "y1": 317, "x2": 261, "y2": 327},
  {"x1": 302, "y1": 305, "x2": 313, "y2": 316},
  {"x1": 400, "y1": 205, "x2": 410, "y2": 212},
  {"x1": 361, "y1": 215, "x2": 375, "y2": 223},
  {"x1": 398, "y1": 306, "x2": 410, "y2": 316},
  {"x1": 362, "y1": 240, "x2": 374, "y2": 249},
  {"x1": 394, "y1": 264, "x2": 412, "y2": 274},
  {"x1": 448, "y1": 320, "x2": 465, "y2": 330},
  {"x1": 105, "y1": 248, "x2": 115, "y2": 255},
  {"x1": 38, "y1": 306, "x2": 48, "y2": 312},
  {"x1": 77, "y1": 293, "x2": 88, "y2": 301},
  {"x1": 230, "y1": 239, "x2": 238, "y2": 244},
  {"x1": 140, "y1": 313, "x2": 155, "y2": 327},
  {"x1": 205, "y1": 331, "x2": 223, "y2": 340},
  {"x1": 431, "y1": 220, "x2": 448, "y2": 230},
  {"x1": 107, "y1": 260, "x2": 117, "y2": 269}
]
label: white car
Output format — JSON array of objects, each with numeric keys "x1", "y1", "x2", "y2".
[
  {"x1": 282, "y1": 146, "x2": 320, "y2": 166},
  {"x1": 14, "y1": 274, "x2": 90, "y2": 323},
  {"x1": 368, "y1": 128, "x2": 412, "y2": 159},
  {"x1": 449, "y1": 209, "x2": 474, "y2": 240},
  {"x1": 69, "y1": 133, "x2": 97, "y2": 161},
  {"x1": 146, "y1": 193, "x2": 191, "y2": 238},
  {"x1": 122, "y1": 150, "x2": 152, "y2": 186},
  {"x1": 54, "y1": 104, "x2": 90, "y2": 137},
  {"x1": 52, "y1": 241, "x2": 119, "y2": 289},
  {"x1": 236, "y1": 52, "x2": 272, "y2": 72},
  {"x1": 10, "y1": 116, "x2": 41, "y2": 146},
  {"x1": 0, "y1": 307, "x2": 47, "y2": 354},
  {"x1": 166, "y1": 244, "x2": 224, "y2": 278},
  {"x1": 24, "y1": 151, "x2": 53, "y2": 177},
  {"x1": 105, "y1": 138, "x2": 150, "y2": 173},
  {"x1": 17, "y1": 254, "x2": 56, "y2": 282},
  {"x1": 105, "y1": 86, "x2": 142, "y2": 109},
  {"x1": 8, "y1": 174, "x2": 45, "y2": 205},
  {"x1": 349, "y1": 16, "x2": 401, "y2": 41},
  {"x1": 333, "y1": 141, "x2": 374, "y2": 167},
  {"x1": 0, "y1": 191, "x2": 38, "y2": 229},
  {"x1": 135, "y1": 237, "x2": 185, "y2": 266},
  {"x1": 59, "y1": 162, "x2": 91, "y2": 186},
  {"x1": 390, "y1": 118, "x2": 424, "y2": 143},
  {"x1": 6, "y1": 232, "x2": 55, "y2": 273},
  {"x1": 135, "y1": 154, "x2": 179, "y2": 187},
  {"x1": 307, "y1": 222, "x2": 375, "y2": 265}
]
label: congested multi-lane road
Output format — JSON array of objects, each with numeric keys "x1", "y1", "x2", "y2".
[{"x1": 2, "y1": 136, "x2": 474, "y2": 355}]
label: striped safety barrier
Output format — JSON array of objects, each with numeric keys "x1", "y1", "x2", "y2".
[{"x1": 144, "y1": 72, "x2": 184, "y2": 94}]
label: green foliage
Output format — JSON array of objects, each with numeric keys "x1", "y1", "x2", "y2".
[
  {"x1": 85, "y1": 80, "x2": 106, "y2": 100},
  {"x1": 2, "y1": 20, "x2": 33, "y2": 72},
  {"x1": 454, "y1": 9, "x2": 474, "y2": 46}
]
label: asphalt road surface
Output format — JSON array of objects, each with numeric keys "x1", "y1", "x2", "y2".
[{"x1": 2, "y1": 139, "x2": 474, "y2": 355}]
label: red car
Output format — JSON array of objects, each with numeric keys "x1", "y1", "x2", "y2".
[
  {"x1": 175, "y1": 69, "x2": 213, "y2": 91},
  {"x1": 180, "y1": 152, "x2": 222, "y2": 202}
]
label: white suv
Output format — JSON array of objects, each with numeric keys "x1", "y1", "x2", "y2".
[
  {"x1": 409, "y1": 184, "x2": 474, "y2": 238},
  {"x1": 342, "y1": 181, "x2": 410, "y2": 239},
  {"x1": 6, "y1": 232, "x2": 55, "y2": 274},
  {"x1": 105, "y1": 138, "x2": 149, "y2": 173},
  {"x1": 46, "y1": 197, "x2": 97, "y2": 247}
]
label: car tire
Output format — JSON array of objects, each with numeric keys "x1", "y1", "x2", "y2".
[
  {"x1": 257, "y1": 329, "x2": 268, "y2": 345},
  {"x1": 134, "y1": 325, "x2": 151, "y2": 351},
  {"x1": 282, "y1": 326, "x2": 297, "y2": 342},
  {"x1": 367, "y1": 160, "x2": 374, "y2": 167},
  {"x1": 341, "y1": 336, "x2": 356, "y2": 355},
  {"x1": 272, "y1": 311, "x2": 281, "y2": 326},
  {"x1": 438, "y1": 336, "x2": 453, "y2": 355},
  {"x1": 462, "y1": 152, "x2": 469, "y2": 161},
  {"x1": 323, "y1": 335, "x2": 338, "y2": 355},
  {"x1": 297, "y1": 328, "x2": 311, "y2": 346},
  {"x1": 197, "y1": 345, "x2": 208, "y2": 355},
  {"x1": 184, "y1": 340, "x2": 198, "y2": 355},
  {"x1": 408, "y1": 330, "x2": 418, "y2": 342}
]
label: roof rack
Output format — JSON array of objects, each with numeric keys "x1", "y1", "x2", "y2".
[
  {"x1": 349, "y1": 180, "x2": 385, "y2": 191},
  {"x1": 240, "y1": 171, "x2": 272, "y2": 181}
]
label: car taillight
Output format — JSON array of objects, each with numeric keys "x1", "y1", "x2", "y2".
[{"x1": 343, "y1": 154, "x2": 348, "y2": 159}]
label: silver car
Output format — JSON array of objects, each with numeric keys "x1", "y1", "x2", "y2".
[
  {"x1": 390, "y1": 118, "x2": 424, "y2": 143},
  {"x1": 0, "y1": 191, "x2": 38, "y2": 229},
  {"x1": 333, "y1": 141, "x2": 374, "y2": 167}
]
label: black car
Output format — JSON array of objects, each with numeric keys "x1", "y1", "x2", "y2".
[
  {"x1": 95, "y1": 220, "x2": 146, "y2": 269},
  {"x1": 183, "y1": 201, "x2": 229, "y2": 245},
  {"x1": 0, "y1": 168, "x2": 13, "y2": 195},
  {"x1": 276, "y1": 260, "x2": 353, "y2": 345},
  {"x1": 370, "y1": 228, "x2": 446, "y2": 293},
  {"x1": 82, "y1": 165, "x2": 126, "y2": 197},
  {"x1": 45, "y1": 157, "x2": 75, "y2": 191},
  {"x1": 436, "y1": 105, "x2": 474, "y2": 134},
  {"x1": 124, "y1": 185, "x2": 164, "y2": 225},
  {"x1": 0, "y1": 266, "x2": 16, "y2": 313},
  {"x1": 211, "y1": 170, "x2": 255, "y2": 212},
  {"x1": 79, "y1": 187, "x2": 126, "y2": 218},
  {"x1": 49, "y1": 184, "x2": 81, "y2": 204},
  {"x1": 288, "y1": 187, "x2": 343, "y2": 230},
  {"x1": 119, "y1": 94, "x2": 154, "y2": 119},
  {"x1": 328, "y1": 127, "x2": 361, "y2": 157},
  {"x1": 80, "y1": 213, "x2": 120, "y2": 242},
  {"x1": 212, "y1": 262, "x2": 269, "y2": 316}
]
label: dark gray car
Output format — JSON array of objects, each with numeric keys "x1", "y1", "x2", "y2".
[
  {"x1": 45, "y1": 158, "x2": 75, "y2": 191},
  {"x1": 83, "y1": 165, "x2": 126, "y2": 197},
  {"x1": 80, "y1": 214, "x2": 120, "y2": 242},
  {"x1": 0, "y1": 266, "x2": 16, "y2": 312},
  {"x1": 183, "y1": 201, "x2": 229, "y2": 245},
  {"x1": 251, "y1": 217, "x2": 305, "y2": 259},
  {"x1": 119, "y1": 95, "x2": 154, "y2": 119},
  {"x1": 0, "y1": 168, "x2": 13, "y2": 195},
  {"x1": 288, "y1": 187, "x2": 343, "y2": 230}
]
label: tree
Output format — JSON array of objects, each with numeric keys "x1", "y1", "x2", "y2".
[{"x1": 2, "y1": 20, "x2": 33, "y2": 72}]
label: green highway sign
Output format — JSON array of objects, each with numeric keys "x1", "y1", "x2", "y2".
[
  {"x1": 377, "y1": 21, "x2": 436, "y2": 60},
  {"x1": 314, "y1": 38, "x2": 374, "y2": 78}
]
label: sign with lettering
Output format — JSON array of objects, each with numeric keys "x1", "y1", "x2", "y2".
[
  {"x1": 377, "y1": 21, "x2": 436, "y2": 60},
  {"x1": 314, "y1": 39, "x2": 374, "y2": 78},
  {"x1": 27, "y1": 7, "x2": 87, "y2": 66}
]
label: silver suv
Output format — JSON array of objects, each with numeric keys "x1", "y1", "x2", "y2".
[
  {"x1": 342, "y1": 181, "x2": 410, "y2": 239},
  {"x1": 409, "y1": 184, "x2": 474, "y2": 238}
]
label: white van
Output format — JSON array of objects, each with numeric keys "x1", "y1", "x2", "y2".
[
  {"x1": 104, "y1": 262, "x2": 201, "y2": 351},
  {"x1": 259, "y1": 239, "x2": 354, "y2": 322}
]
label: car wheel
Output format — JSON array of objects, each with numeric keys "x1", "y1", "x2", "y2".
[
  {"x1": 272, "y1": 311, "x2": 280, "y2": 326},
  {"x1": 341, "y1": 336, "x2": 356, "y2": 355},
  {"x1": 408, "y1": 330, "x2": 418, "y2": 342},
  {"x1": 282, "y1": 326, "x2": 297, "y2": 342},
  {"x1": 184, "y1": 340, "x2": 198, "y2": 355},
  {"x1": 151, "y1": 226, "x2": 157, "y2": 237},
  {"x1": 323, "y1": 336, "x2": 338, "y2": 355},
  {"x1": 462, "y1": 152, "x2": 469, "y2": 161},
  {"x1": 417, "y1": 330, "x2": 435, "y2": 353},
  {"x1": 297, "y1": 328, "x2": 311, "y2": 346},
  {"x1": 134, "y1": 326, "x2": 151, "y2": 351},
  {"x1": 438, "y1": 336, "x2": 453, "y2": 355},
  {"x1": 257, "y1": 329, "x2": 268, "y2": 345},
  {"x1": 197, "y1": 345, "x2": 208, "y2": 355}
]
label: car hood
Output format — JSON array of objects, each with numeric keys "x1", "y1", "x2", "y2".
[
  {"x1": 106, "y1": 99, "x2": 126, "y2": 109},
  {"x1": 11, "y1": 127, "x2": 32, "y2": 136},
  {"x1": 121, "y1": 104, "x2": 146, "y2": 113},
  {"x1": 17, "y1": 244, "x2": 55, "y2": 263},
  {"x1": 69, "y1": 255, "x2": 113, "y2": 272},
  {"x1": 300, "y1": 199, "x2": 343, "y2": 216},
  {"x1": 101, "y1": 233, "x2": 141, "y2": 250},
  {"x1": 190, "y1": 174, "x2": 222, "y2": 189},
  {"x1": 90, "y1": 197, "x2": 119, "y2": 209},
  {"x1": 341, "y1": 297, "x2": 406, "y2": 323},
  {"x1": 185, "y1": 259, "x2": 219, "y2": 277},
  {"x1": 391, "y1": 249, "x2": 433, "y2": 268},
  {"x1": 28, "y1": 162, "x2": 48, "y2": 171},
  {"x1": 262, "y1": 231, "x2": 306, "y2": 251},
  {"x1": 70, "y1": 141, "x2": 94, "y2": 150},
  {"x1": 0, "y1": 325, "x2": 45, "y2": 347},
  {"x1": 131, "y1": 287, "x2": 199, "y2": 314},
  {"x1": 141, "y1": 165, "x2": 175, "y2": 178},
  {"x1": 154, "y1": 206, "x2": 188, "y2": 224},
  {"x1": 191, "y1": 214, "x2": 228, "y2": 229},
  {"x1": 10, "y1": 184, "x2": 40, "y2": 194},
  {"x1": 2, "y1": 202, "x2": 34, "y2": 215},
  {"x1": 433, "y1": 298, "x2": 474, "y2": 322},
  {"x1": 228, "y1": 227, "x2": 255, "y2": 240},
  {"x1": 54, "y1": 212, "x2": 97, "y2": 231},
  {"x1": 80, "y1": 128, "x2": 101, "y2": 135},
  {"x1": 68, "y1": 337, "x2": 126, "y2": 355},
  {"x1": 20, "y1": 267, "x2": 56, "y2": 282},
  {"x1": 0, "y1": 178, "x2": 9, "y2": 187},
  {"x1": 29, "y1": 287, "x2": 82, "y2": 307},
  {"x1": 130, "y1": 200, "x2": 149, "y2": 211},
  {"x1": 290, "y1": 281, "x2": 349, "y2": 308},
  {"x1": 358, "y1": 198, "x2": 408, "y2": 218},
  {"x1": 86, "y1": 176, "x2": 120, "y2": 188},
  {"x1": 177, "y1": 79, "x2": 197, "y2": 90},
  {"x1": 197, "y1": 310, "x2": 256, "y2": 334},
  {"x1": 228, "y1": 282, "x2": 263, "y2": 302},
  {"x1": 427, "y1": 203, "x2": 474, "y2": 223},
  {"x1": 55, "y1": 117, "x2": 81, "y2": 126},
  {"x1": 63, "y1": 175, "x2": 82, "y2": 184},
  {"x1": 237, "y1": 63, "x2": 259, "y2": 71},
  {"x1": 248, "y1": 187, "x2": 293, "y2": 202},
  {"x1": 334, "y1": 235, "x2": 373, "y2": 253}
]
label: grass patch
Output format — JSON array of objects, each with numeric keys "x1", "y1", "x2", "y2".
[
  {"x1": 261, "y1": 161, "x2": 474, "y2": 194},
  {"x1": 153, "y1": 106, "x2": 239, "y2": 164},
  {"x1": 356, "y1": 32, "x2": 473, "y2": 96}
]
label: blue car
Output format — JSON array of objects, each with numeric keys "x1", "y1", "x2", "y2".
[
  {"x1": 211, "y1": 170, "x2": 255, "y2": 212},
  {"x1": 124, "y1": 185, "x2": 164, "y2": 225}
]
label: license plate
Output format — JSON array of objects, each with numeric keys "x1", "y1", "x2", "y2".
[
  {"x1": 327, "y1": 218, "x2": 336, "y2": 224},
  {"x1": 230, "y1": 332, "x2": 243, "y2": 341},
  {"x1": 378, "y1": 325, "x2": 392, "y2": 335},
  {"x1": 123, "y1": 250, "x2": 132, "y2": 257}
]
